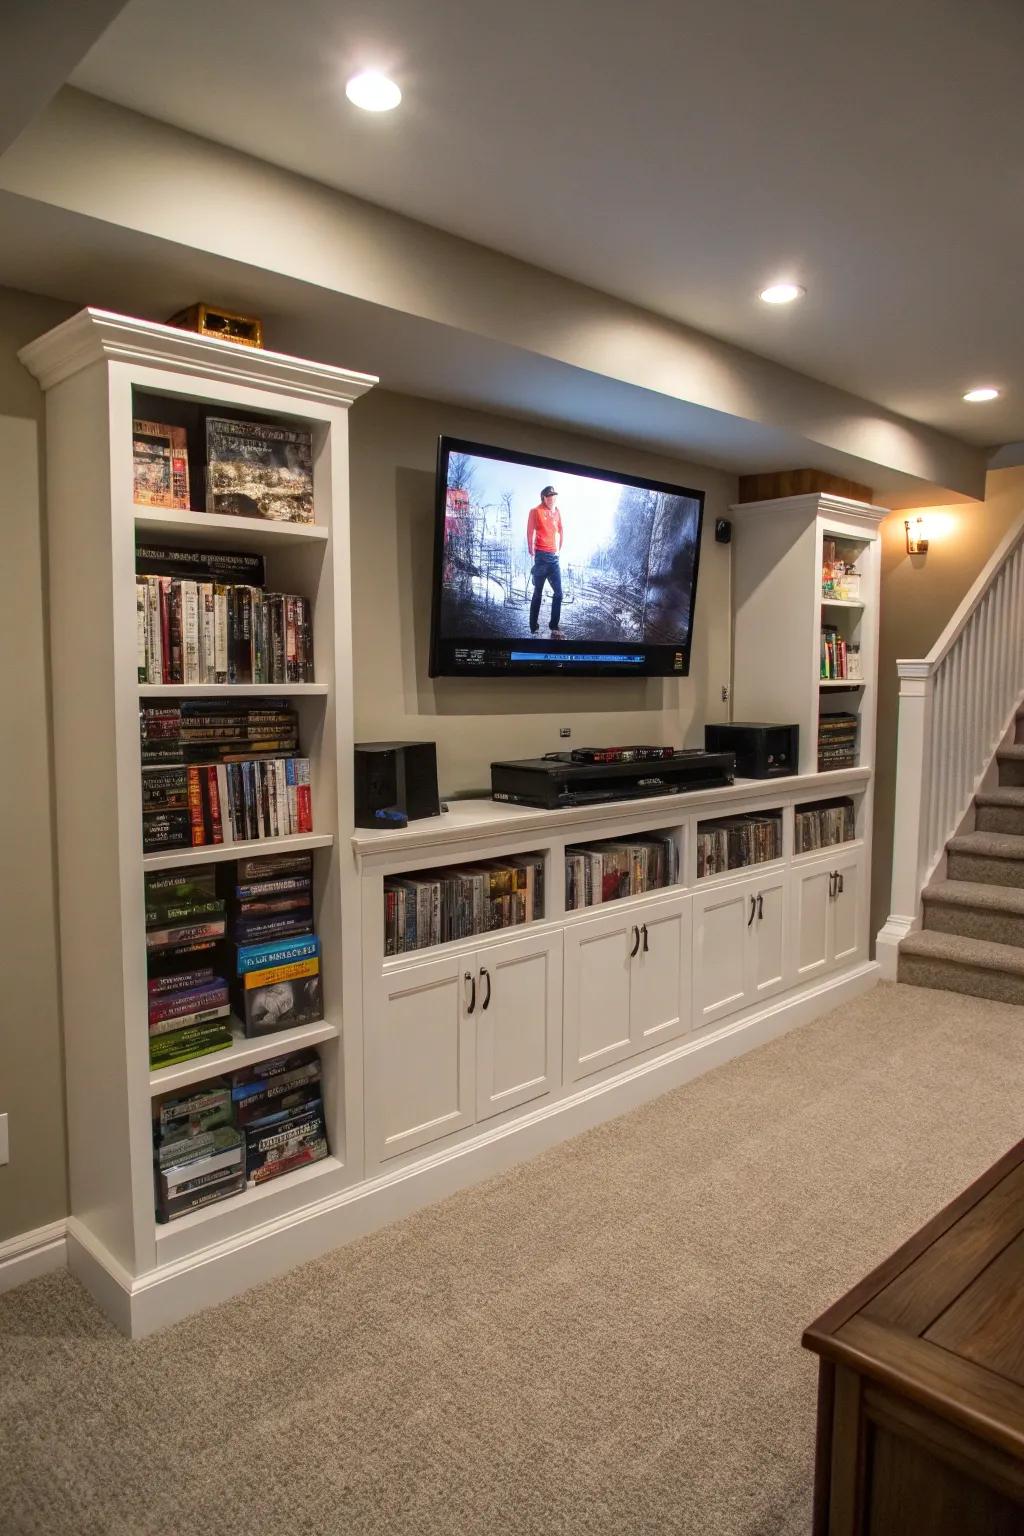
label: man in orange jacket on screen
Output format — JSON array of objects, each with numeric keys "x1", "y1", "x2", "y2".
[{"x1": 527, "y1": 485, "x2": 565, "y2": 637}]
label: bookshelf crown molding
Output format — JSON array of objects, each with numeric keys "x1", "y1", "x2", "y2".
[
  {"x1": 18, "y1": 307, "x2": 378, "y2": 407},
  {"x1": 729, "y1": 491, "x2": 888, "y2": 525}
]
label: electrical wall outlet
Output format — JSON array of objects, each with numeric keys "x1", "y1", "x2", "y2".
[
  {"x1": 0, "y1": 1113, "x2": 8, "y2": 1166},
  {"x1": 559, "y1": 727, "x2": 571, "y2": 738},
  {"x1": 721, "y1": 684, "x2": 730, "y2": 703}
]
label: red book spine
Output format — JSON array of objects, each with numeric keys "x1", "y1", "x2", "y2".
[
  {"x1": 158, "y1": 577, "x2": 172, "y2": 684},
  {"x1": 205, "y1": 766, "x2": 224, "y2": 845},
  {"x1": 187, "y1": 765, "x2": 205, "y2": 846}
]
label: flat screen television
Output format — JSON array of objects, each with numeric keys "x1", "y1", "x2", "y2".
[{"x1": 429, "y1": 437, "x2": 705, "y2": 677}]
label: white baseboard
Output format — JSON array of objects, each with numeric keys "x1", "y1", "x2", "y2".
[
  {"x1": 67, "y1": 962, "x2": 879, "y2": 1337},
  {"x1": 875, "y1": 915, "x2": 918, "y2": 981},
  {"x1": 0, "y1": 1220, "x2": 68, "y2": 1294}
]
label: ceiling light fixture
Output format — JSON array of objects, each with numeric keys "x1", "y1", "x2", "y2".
[
  {"x1": 759, "y1": 283, "x2": 805, "y2": 305},
  {"x1": 345, "y1": 71, "x2": 402, "y2": 112},
  {"x1": 962, "y1": 386, "x2": 1000, "y2": 403}
]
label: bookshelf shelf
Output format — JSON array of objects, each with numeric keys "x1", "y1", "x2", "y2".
[
  {"x1": 134, "y1": 506, "x2": 330, "y2": 551},
  {"x1": 820, "y1": 598, "x2": 864, "y2": 610},
  {"x1": 819, "y1": 680, "x2": 864, "y2": 689},
  {"x1": 148, "y1": 1018, "x2": 341, "y2": 1094},
  {"x1": 143, "y1": 832, "x2": 335, "y2": 871},
  {"x1": 154, "y1": 1154, "x2": 345, "y2": 1248},
  {"x1": 137, "y1": 683, "x2": 329, "y2": 698}
]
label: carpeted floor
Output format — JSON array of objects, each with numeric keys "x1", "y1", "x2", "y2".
[{"x1": 2, "y1": 981, "x2": 1022, "y2": 1536}]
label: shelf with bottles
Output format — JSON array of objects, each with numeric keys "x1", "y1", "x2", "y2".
[
  {"x1": 564, "y1": 827, "x2": 682, "y2": 912},
  {"x1": 821, "y1": 532, "x2": 870, "y2": 604},
  {"x1": 695, "y1": 809, "x2": 783, "y2": 879}
]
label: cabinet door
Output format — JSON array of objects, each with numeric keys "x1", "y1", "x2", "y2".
[
  {"x1": 829, "y1": 849, "x2": 864, "y2": 967},
  {"x1": 563, "y1": 906, "x2": 635, "y2": 1082},
  {"x1": 692, "y1": 879, "x2": 753, "y2": 1027},
  {"x1": 368, "y1": 955, "x2": 475, "y2": 1163},
  {"x1": 476, "y1": 930, "x2": 562, "y2": 1122},
  {"x1": 630, "y1": 894, "x2": 692, "y2": 1050},
  {"x1": 792, "y1": 859, "x2": 832, "y2": 983},
  {"x1": 750, "y1": 871, "x2": 788, "y2": 1001}
]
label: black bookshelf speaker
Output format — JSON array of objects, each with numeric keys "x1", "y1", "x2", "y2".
[
  {"x1": 704, "y1": 722, "x2": 799, "y2": 779},
  {"x1": 354, "y1": 741, "x2": 440, "y2": 828}
]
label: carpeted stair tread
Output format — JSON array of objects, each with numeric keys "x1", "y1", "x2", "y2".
[
  {"x1": 923, "y1": 879, "x2": 1024, "y2": 915},
  {"x1": 976, "y1": 786, "x2": 1024, "y2": 807},
  {"x1": 947, "y1": 829, "x2": 1024, "y2": 860},
  {"x1": 900, "y1": 927, "x2": 1024, "y2": 976},
  {"x1": 997, "y1": 744, "x2": 1024, "y2": 760}
]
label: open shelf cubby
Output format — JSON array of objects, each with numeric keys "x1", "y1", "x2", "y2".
[
  {"x1": 384, "y1": 850, "x2": 546, "y2": 956},
  {"x1": 696, "y1": 809, "x2": 783, "y2": 879},
  {"x1": 794, "y1": 796, "x2": 857, "y2": 856},
  {"x1": 565, "y1": 828, "x2": 682, "y2": 911}
]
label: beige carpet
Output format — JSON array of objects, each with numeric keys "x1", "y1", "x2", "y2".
[{"x1": 2, "y1": 982, "x2": 1022, "y2": 1536}]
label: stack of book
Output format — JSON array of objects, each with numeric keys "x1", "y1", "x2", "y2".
[
  {"x1": 564, "y1": 834, "x2": 678, "y2": 911},
  {"x1": 153, "y1": 1082, "x2": 244, "y2": 1222},
  {"x1": 696, "y1": 814, "x2": 782, "y2": 877},
  {"x1": 383, "y1": 855, "x2": 544, "y2": 955},
  {"x1": 795, "y1": 797, "x2": 856, "y2": 853},
  {"x1": 151, "y1": 1045, "x2": 330, "y2": 1220},
  {"x1": 140, "y1": 700, "x2": 311, "y2": 851},
  {"x1": 222, "y1": 852, "x2": 323, "y2": 1038},
  {"x1": 146, "y1": 868, "x2": 232, "y2": 1070},
  {"x1": 136, "y1": 543, "x2": 314, "y2": 685},
  {"x1": 231, "y1": 1048, "x2": 329, "y2": 1186},
  {"x1": 818, "y1": 713, "x2": 858, "y2": 771}
]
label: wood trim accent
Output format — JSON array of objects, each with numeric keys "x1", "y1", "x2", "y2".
[
  {"x1": 863, "y1": 1385, "x2": 1024, "y2": 1507},
  {"x1": 803, "y1": 1140, "x2": 1024, "y2": 1345},
  {"x1": 738, "y1": 469, "x2": 874, "y2": 505},
  {"x1": 826, "y1": 1315, "x2": 1024, "y2": 1461}
]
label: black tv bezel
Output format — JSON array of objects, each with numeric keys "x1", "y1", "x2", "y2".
[{"x1": 427, "y1": 435, "x2": 706, "y2": 679}]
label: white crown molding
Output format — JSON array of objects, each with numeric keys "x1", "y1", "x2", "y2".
[
  {"x1": 729, "y1": 491, "x2": 888, "y2": 523},
  {"x1": 18, "y1": 308, "x2": 378, "y2": 407}
]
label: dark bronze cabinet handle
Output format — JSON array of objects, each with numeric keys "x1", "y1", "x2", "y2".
[
  {"x1": 838, "y1": 873, "x2": 845, "y2": 895},
  {"x1": 630, "y1": 925, "x2": 641, "y2": 957},
  {"x1": 464, "y1": 971, "x2": 476, "y2": 1014},
  {"x1": 480, "y1": 967, "x2": 491, "y2": 1010},
  {"x1": 757, "y1": 893, "x2": 764, "y2": 921},
  {"x1": 748, "y1": 894, "x2": 757, "y2": 927},
  {"x1": 641, "y1": 922, "x2": 649, "y2": 952},
  {"x1": 828, "y1": 871, "x2": 835, "y2": 899}
]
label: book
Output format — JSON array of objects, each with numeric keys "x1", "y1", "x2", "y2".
[
  {"x1": 234, "y1": 963, "x2": 322, "y2": 1038},
  {"x1": 206, "y1": 417, "x2": 315, "y2": 524},
  {"x1": 133, "y1": 419, "x2": 189, "y2": 509},
  {"x1": 136, "y1": 543, "x2": 266, "y2": 586}
]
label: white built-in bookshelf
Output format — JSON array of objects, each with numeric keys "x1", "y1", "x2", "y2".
[
  {"x1": 23, "y1": 320, "x2": 887, "y2": 1336},
  {"x1": 729, "y1": 493, "x2": 884, "y2": 776},
  {"x1": 20, "y1": 310, "x2": 375, "y2": 1318}
]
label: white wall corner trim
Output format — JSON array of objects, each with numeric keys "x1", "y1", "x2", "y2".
[{"x1": 0, "y1": 1219, "x2": 68, "y2": 1294}]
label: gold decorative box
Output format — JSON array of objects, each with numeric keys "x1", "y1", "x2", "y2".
[{"x1": 166, "y1": 304, "x2": 264, "y2": 349}]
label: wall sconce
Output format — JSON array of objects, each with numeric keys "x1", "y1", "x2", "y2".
[{"x1": 905, "y1": 516, "x2": 929, "y2": 555}]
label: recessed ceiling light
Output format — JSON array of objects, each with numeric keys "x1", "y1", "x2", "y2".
[
  {"x1": 759, "y1": 283, "x2": 805, "y2": 305},
  {"x1": 962, "y1": 386, "x2": 1000, "y2": 403},
  {"x1": 345, "y1": 71, "x2": 402, "y2": 112}
]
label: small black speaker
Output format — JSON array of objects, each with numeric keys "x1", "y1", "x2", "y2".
[
  {"x1": 714, "y1": 518, "x2": 732, "y2": 544},
  {"x1": 354, "y1": 741, "x2": 440, "y2": 828},
  {"x1": 704, "y1": 722, "x2": 799, "y2": 779}
]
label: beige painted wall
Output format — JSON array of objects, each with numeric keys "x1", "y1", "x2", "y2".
[
  {"x1": 0, "y1": 286, "x2": 74, "y2": 1242},
  {"x1": 871, "y1": 467, "x2": 1024, "y2": 941},
  {"x1": 348, "y1": 390, "x2": 735, "y2": 793}
]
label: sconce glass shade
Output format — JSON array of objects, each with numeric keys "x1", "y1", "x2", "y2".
[{"x1": 905, "y1": 517, "x2": 929, "y2": 555}]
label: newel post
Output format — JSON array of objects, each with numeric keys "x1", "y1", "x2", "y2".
[{"x1": 875, "y1": 660, "x2": 934, "y2": 980}]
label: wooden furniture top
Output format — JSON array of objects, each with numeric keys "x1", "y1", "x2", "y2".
[{"x1": 803, "y1": 1139, "x2": 1024, "y2": 1461}]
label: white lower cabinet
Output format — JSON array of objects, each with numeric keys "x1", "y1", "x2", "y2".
[
  {"x1": 692, "y1": 868, "x2": 789, "y2": 1028},
  {"x1": 562, "y1": 892, "x2": 692, "y2": 1083},
  {"x1": 792, "y1": 847, "x2": 865, "y2": 982},
  {"x1": 368, "y1": 929, "x2": 562, "y2": 1163}
]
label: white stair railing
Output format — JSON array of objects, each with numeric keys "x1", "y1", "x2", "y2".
[{"x1": 877, "y1": 510, "x2": 1024, "y2": 979}]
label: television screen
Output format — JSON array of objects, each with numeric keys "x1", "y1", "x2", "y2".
[{"x1": 429, "y1": 437, "x2": 705, "y2": 677}]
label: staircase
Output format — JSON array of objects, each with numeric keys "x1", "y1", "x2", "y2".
[{"x1": 899, "y1": 723, "x2": 1024, "y2": 1002}]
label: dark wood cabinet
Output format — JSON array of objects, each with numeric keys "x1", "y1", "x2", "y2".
[{"x1": 804, "y1": 1140, "x2": 1024, "y2": 1535}]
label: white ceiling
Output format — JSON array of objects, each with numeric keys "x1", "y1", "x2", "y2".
[{"x1": 71, "y1": 0, "x2": 1024, "y2": 449}]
